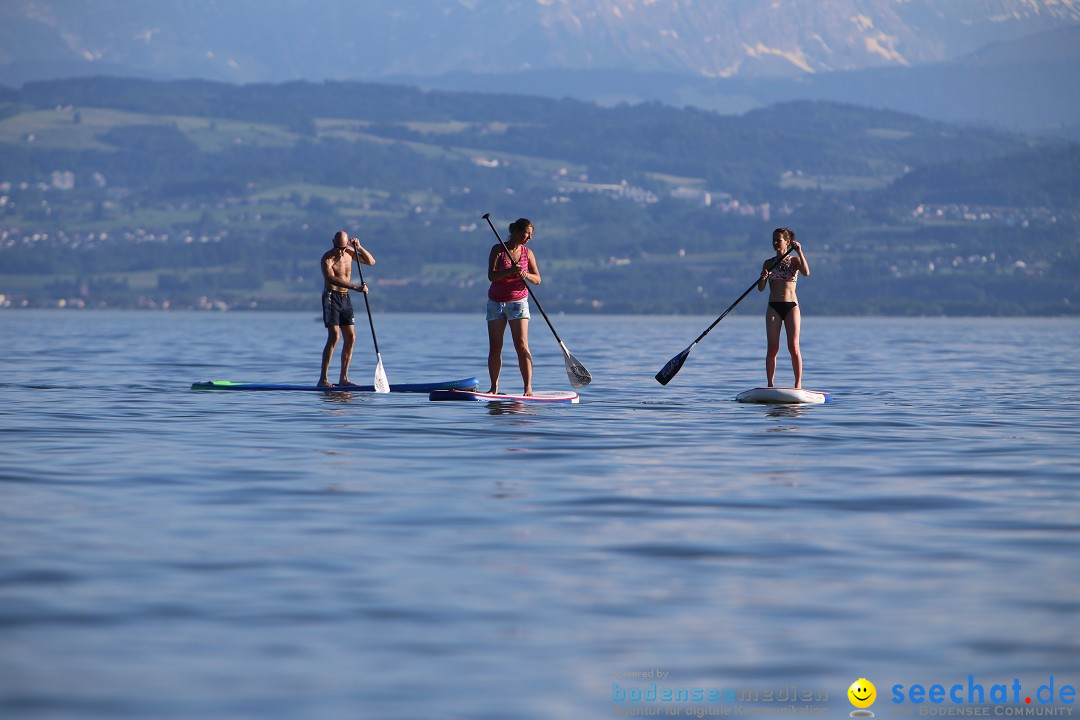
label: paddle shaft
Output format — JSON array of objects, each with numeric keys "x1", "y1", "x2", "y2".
[
  {"x1": 481, "y1": 213, "x2": 564, "y2": 345},
  {"x1": 354, "y1": 256, "x2": 381, "y2": 356},
  {"x1": 689, "y1": 246, "x2": 797, "y2": 347}
]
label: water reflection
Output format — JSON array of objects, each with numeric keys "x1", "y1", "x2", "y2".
[
  {"x1": 319, "y1": 391, "x2": 362, "y2": 405},
  {"x1": 485, "y1": 401, "x2": 533, "y2": 416},
  {"x1": 765, "y1": 405, "x2": 807, "y2": 419}
]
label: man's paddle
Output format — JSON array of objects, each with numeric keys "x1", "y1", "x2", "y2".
[
  {"x1": 655, "y1": 247, "x2": 796, "y2": 386},
  {"x1": 354, "y1": 255, "x2": 389, "y2": 393},
  {"x1": 482, "y1": 213, "x2": 592, "y2": 389}
]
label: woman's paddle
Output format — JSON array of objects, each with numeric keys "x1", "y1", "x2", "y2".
[
  {"x1": 355, "y1": 256, "x2": 390, "y2": 393},
  {"x1": 655, "y1": 246, "x2": 796, "y2": 386},
  {"x1": 482, "y1": 213, "x2": 592, "y2": 389}
]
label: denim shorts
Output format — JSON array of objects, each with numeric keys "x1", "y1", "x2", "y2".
[{"x1": 486, "y1": 299, "x2": 530, "y2": 322}]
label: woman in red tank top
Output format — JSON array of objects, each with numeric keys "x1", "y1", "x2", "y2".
[{"x1": 486, "y1": 218, "x2": 541, "y2": 395}]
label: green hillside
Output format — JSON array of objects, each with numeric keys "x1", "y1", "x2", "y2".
[{"x1": 0, "y1": 77, "x2": 1075, "y2": 315}]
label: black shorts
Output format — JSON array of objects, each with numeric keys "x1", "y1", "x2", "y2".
[{"x1": 322, "y1": 290, "x2": 355, "y2": 328}]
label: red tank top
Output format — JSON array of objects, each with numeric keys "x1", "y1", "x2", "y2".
[{"x1": 488, "y1": 247, "x2": 530, "y2": 302}]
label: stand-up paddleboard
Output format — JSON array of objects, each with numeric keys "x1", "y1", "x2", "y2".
[
  {"x1": 736, "y1": 387, "x2": 832, "y2": 404},
  {"x1": 429, "y1": 389, "x2": 579, "y2": 404},
  {"x1": 191, "y1": 377, "x2": 479, "y2": 393}
]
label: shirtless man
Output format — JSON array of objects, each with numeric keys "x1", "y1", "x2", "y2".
[{"x1": 319, "y1": 230, "x2": 376, "y2": 387}]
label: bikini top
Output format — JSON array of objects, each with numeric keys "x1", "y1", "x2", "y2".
[{"x1": 769, "y1": 257, "x2": 798, "y2": 283}]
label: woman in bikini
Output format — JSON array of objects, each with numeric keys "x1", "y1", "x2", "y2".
[
  {"x1": 757, "y1": 227, "x2": 811, "y2": 388},
  {"x1": 486, "y1": 217, "x2": 541, "y2": 396}
]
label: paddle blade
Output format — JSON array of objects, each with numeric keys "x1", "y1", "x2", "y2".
[
  {"x1": 373, "y1": 354, "x2": 390, "y2": 393},
  {"x1": 561, "y1": 344, "x2": 592, "y2": 388},
  {"x1": 655, "y1": 346, "x2": 692, "y2": 386}
]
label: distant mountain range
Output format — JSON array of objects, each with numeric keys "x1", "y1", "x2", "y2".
[
  {"x1": 394, "y1": 24, "x2": 1080, "y2": 134},
  {"x1": 2, "y1": 0, "x2": 1077, "y2": 81},
  {"x1": 1, "y1": 0, "x2": 1078, "y2": 132}
]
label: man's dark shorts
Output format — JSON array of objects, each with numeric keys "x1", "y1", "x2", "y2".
[{"x1": 322, "y1": 290, "x2": 355, "y2": 328}]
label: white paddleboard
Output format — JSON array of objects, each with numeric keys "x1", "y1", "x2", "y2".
[
  {"x1": 736, "y1": 387, "x2": 832, "y2": 404},
  {"x1": 429, "y1": 389, "x2": 579, "y2": 404}
]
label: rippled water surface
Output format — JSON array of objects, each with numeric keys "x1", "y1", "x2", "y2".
[{"x1": 2, "y1": 311, "x2": 1078, "y2": 719}]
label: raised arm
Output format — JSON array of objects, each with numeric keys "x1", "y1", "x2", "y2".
[
  {"x1": 793, "y1": 241, "x2": 809, "y2": 276},
  {"x1": 349, "y1": 238, "x2": 375, "y2": 266}
]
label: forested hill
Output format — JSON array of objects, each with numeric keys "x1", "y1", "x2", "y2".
[
  {"x1": 11, "y1": 76, "x2": 1031, "y2": 192},
  {"x1": 0, "y1": 77, "x2": 1076, "y2": 315}
]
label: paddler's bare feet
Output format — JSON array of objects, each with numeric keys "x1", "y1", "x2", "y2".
[
  {"x1": 337, "y1": 377, "x2": 354, "y2": 386},
  {"x1": 523, "y1": 388, "x2": 534, "y2": 396},
  {"x1": 486, "y1": 387, "x2": 499, "y2": 394},
  {"x1": 317, "y1": 378, "x2": 332, "y2": 387}
]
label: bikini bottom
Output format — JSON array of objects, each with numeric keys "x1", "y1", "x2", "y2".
[{"x1": 768, "y1": 301, "x2": 798, "y2": 321}]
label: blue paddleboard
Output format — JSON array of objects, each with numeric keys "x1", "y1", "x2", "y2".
[{"x1": 192, "y1": 377, "x2": 480, "y2": 393}]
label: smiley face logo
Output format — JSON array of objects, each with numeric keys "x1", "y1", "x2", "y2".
[{"x1": 848, "y1": 678, "x2": 877, "y2": 709}]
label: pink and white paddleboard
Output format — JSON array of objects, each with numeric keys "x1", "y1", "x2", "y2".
[{"x1": 429, "y1": 389, "x2": 579, "y2": 404}]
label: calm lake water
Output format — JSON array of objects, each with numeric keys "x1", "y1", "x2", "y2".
[{"x1": 2, "y1": 310, "x2": 1079, "y2": 719}]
